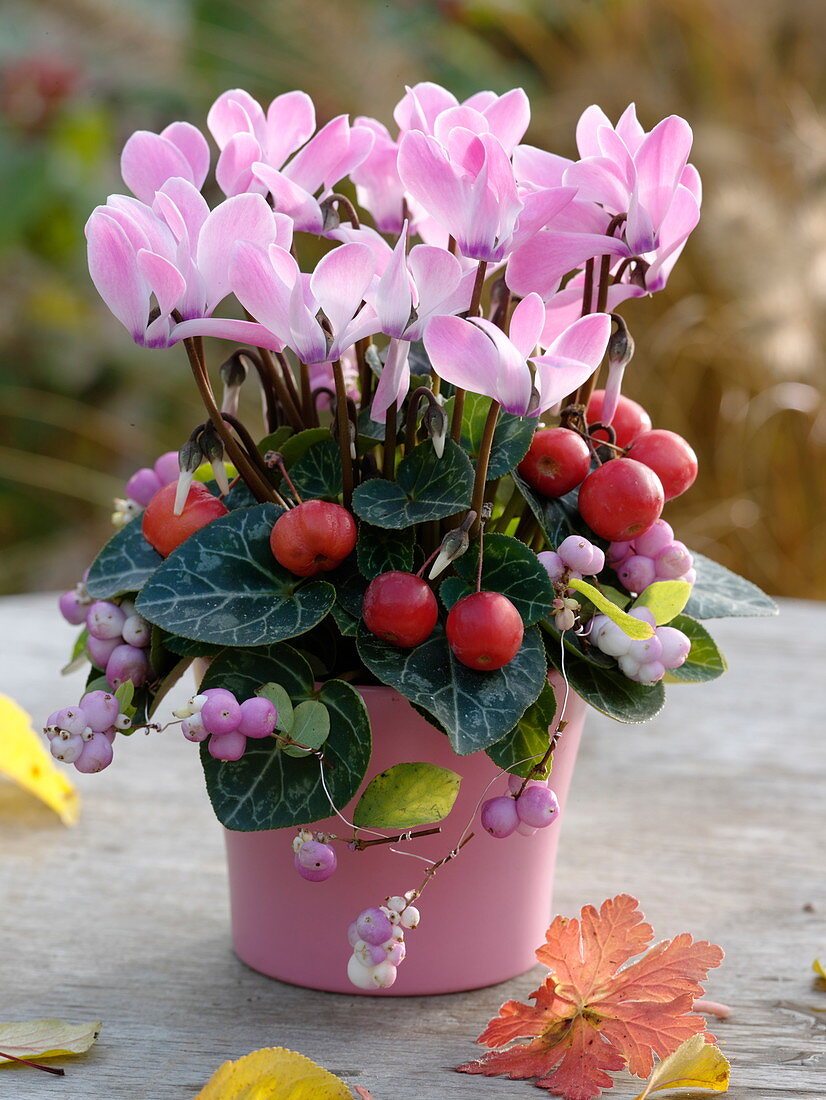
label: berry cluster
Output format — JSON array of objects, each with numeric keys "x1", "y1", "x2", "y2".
[
  {"x1": 112, "y1": 451, "x2": 178, "y2": 527},
  {"x1": 607, "y1": 519, "x2": 696, "y2": 595},
  {"x1": 481, "y1": 775, "x2": 560, "y2": 839},
  {"x1": 59, "y1": 591, "x2": 153, "y2": 691},
  {"x1": 292, "y1": 830, "x2": 337, "y2": 882},
  {"x1": 44, "y1": 690, "x2": 131, "y2": 773},
  {"x1": 176, "y1": 688, "x2": 277, "y2": 760},
  {"x1": 346, "y1": 896, "x2": 420, "y2": 990},
  {"x1": 539, "y1": 534, "x2": 606, "y2": 587},
  {"x1": 590, "y1": 607, "x2": 691, "y2": 684}
]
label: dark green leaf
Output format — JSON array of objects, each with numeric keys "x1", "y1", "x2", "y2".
[
  {"x1": 357, "y1": 623, "x2": 548, "y2": 754},
  {"x1": 289, "y1": 438, "x2": 342, "y2": 500},
  {"x1": 352, "y1": 439, "x2": 474, "y2": 529},
  {"x1": 486, "y1": 680, "x2": 557, "y2": 777},
  {"x1": 665, "y1": 613, "x2": 728, "y2": 682},
  {"x1": 439, "y1": 576, "x2": 467, "y2": 612},
  {"x1": 200, "y1": 647, "x2": 371, "y2": 830},
  {"x1": 445, "y1": 392, "x2": 535, "y2": 479},
  {"x1": 353, "y1": 762, "x2": 461, "y2": 828},
  {"x1": 684, "y1": 552, "x2": 778, "y2": 619},
  {"x1": 357, "y1": 525, "x2": 416, "y2": 580},
  {"x1": 546, "y1": 645, "x2": 665, "y2": 723},
  {"x1": 257, "y1": 426, "x2": 294, "y2": 454},
  {"x1": 85, "y1": 520, "x2": 162, "y2": 600},
  {"x1": 330, "y1": 602, "x2": 360, "y2": 637},
  {"x1": 512, "y1": 470, "x2": 597, "y2": 548},
  {"x1": 452, "y1": 533, "x2": 555, "y2": 626},
  {"x1": 164, "y1": 636, "x2": 229, "y2": 658},
  {"x1": 136, "y1": 503, "x2": 335, "y2": 647}
]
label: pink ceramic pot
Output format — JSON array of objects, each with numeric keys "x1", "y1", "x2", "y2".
[{"x1": 223, "y1": 675, "x2": 585, "y2": 995}]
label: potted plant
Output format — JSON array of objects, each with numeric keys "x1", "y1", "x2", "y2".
[{"x1": 44, "y1": 84, "x2": 776, "y2": 995}]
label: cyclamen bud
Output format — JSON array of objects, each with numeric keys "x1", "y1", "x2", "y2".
[
  {"x1": 602, "y1": 314, "x2": 636, "y2": 427},
  {"x1": 422, "y1": 398, "x2": 447, "y2": 459},
  {"x1": 199, "y1": 424, "x2": 230, "y2": 495},
  {"x1": 219, "y1": 350, "x2": 250, "y2": 418},
  {"x1": 174, "y1": 440, "x2": 202, "y2": 516},
  {"x1": 429, "y1": 512, "x2": 474, "y2": 580}
]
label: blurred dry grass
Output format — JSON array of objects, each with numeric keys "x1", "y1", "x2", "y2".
[{"x1": 0, "y1": 0, "x2": 823, "y2": 598}]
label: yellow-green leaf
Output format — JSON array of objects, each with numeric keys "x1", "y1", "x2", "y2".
[
  {"x1": 194, "y1": 1046, "x2": 355, "y2": 1099},
  {"x1": 813, "y1": 957, "x2": 826, "y2": 980},
  {"x1": 631, "y1": 1034, "x2": 730, "y2": 1099},
  {"x1": 0, "y1": 1019, "x2": 101, "y2": 1065},
  {"x1": 0, "y1": 694, "x2": 79, "y2": 825},
  {"x1": 568, "y1": 578, "x2": 654, "y2": 639},
  {"x1": 353, "y1": 761, "x2": 461, "y2": 828},
  {"x1": 633, "y1": 579, "x2": 692, "y2": 625}
]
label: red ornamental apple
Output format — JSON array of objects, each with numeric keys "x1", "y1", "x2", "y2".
[
  {"x1": 517, "y1": 427, "x2": 591, "y2": 498},
  {"x1": 577, "y1": 458, "x2": 664, "y2": 542},
  {"x1": 587, "y1": 390, "x2": 652, "y2": 448},
  {"x1": 142, "y1": 481, "x2": 228, "y2": 558},
  {"x1": 363, "y1": 571, "x2": 438, "y2": 647},
  {"x1": 626, "y1": 429, "x2": 698, "y2": 501},
  {"x1": 269, "y1": 499, "x2": 357, "y2": 577},
  {"x1": 446, "y1": 591, "x2": 524, "y2": 671}
]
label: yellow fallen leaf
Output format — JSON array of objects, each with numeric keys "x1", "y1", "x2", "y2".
[
  {"x1": 631, "y1": 1034, "x2": 730, "y2": 1099},
  {"x1": 195, "y1": 1047, "x2": 355, "y2": 1099},
  {"x1": 0, "y1": 1019, "x2": 101, "y2": 1065},
  {"x1": 814, "y1": 958, "x2": 826, "y2": 980},
  {"x1": 0, "y1": 694, "x2": 79, "y2": 825}
]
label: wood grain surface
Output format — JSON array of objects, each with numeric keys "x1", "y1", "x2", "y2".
[{"x1": 1, "y1": 594, "x2": 824, "y2": 1098}]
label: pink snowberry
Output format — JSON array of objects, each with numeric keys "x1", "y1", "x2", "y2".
[
  {"x1": 515, "y1": 784, "x2": 560, "y2": 828},
  {"x1": 200, "y1": 688, "x2": 242, "y2": 735},
  {"x1": 295, "y1": 840, "x2": 337, "y2": 882},
  {"x1": 237, "y1": 696, "x2": 278, "y2": 739},
  {"x1": 481, "y1": 795, "x2": 519, "y2": 838}
]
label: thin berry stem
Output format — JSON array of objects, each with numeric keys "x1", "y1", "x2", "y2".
[
  {"x1": 451, "y1": 259, "x2": 488, "y2": 442},
  {"x1": 353, "y1": 827, "x2": 442, "y2": 850},
  {"x1": 382, "y1": 401, "x2": 397, "y2": 480},
  {"x1": 468, "y1": 398, "x2": 500, "y2": 537},
  {"x1": 264, "y1": 451, "x2": 303, "y2": 505}
]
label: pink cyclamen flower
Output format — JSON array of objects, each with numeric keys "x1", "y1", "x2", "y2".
[
  {"x1": 423, "y1": 293, "x2": 611, "y2": 417},
  {"x1": 397, "y1": 128, "x2": 526, "y2": 263},
  {"x1": 568, "y1": 103, "x2": 695, "y2": 255},
  {"x1": 394, "y1": 83, "x2": 531, "y2": 155},
  {"x1": 349, "y1": 117, "x2": 408, "y2": 235},
  {"x1": 120, "y1": 122, "x2": 210, "y2": 204},
  {"x1": 230, "y1": 241, "x2": 381, "y2": 364},
  {"x1": 208, "y1": 87, "x2": 374, "y2": 232},
  {"x1": 364, "y1": 224, "x2": 475, "y2": 421},
  {"x1": 86, "y1": 182, "x2": 290, "y2": 349}
]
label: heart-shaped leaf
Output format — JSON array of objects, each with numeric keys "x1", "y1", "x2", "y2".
[
  {"x1": 200, "y1": 646, "x2": 371, "y2": 830},
  {"x1": 451, "y1": 533, "x2": 555, "y2": 626},
  {"x1": 445, "y1": 391, "x2": 535, "y2": 479},
  {"x1": 546, "y1": 645, "x2": 665, "y2": 723},
  {"x1": 352, "y1": 439, "x2": 473, "y2": 529},
  {"x1": 357, "y1": 524, "x2": 416, "y2": 580},
  {"x1": 486, "y1": 679, "x2": 558, "y2": 777},
  {"x1": 353, "y1": 761, "x2": 461, "y2": 828},
  {"x1": 357, "y1": 623, "x2": 548, "y2": 754},
  {"x1": 85, "y1": 520, "x2": 162, "y2": 599},
  {"x1": 664, "y1": 614, "x2": 728, "y2": 682},
  {"x1": 136, "y1": 503, "x2": 335, "y2": 647},
  {"x1": 683, "y1": 552, "x2": 778, "y2": 619},
  {"x1": 289, "y1": 438, "x2": 342, "y2": 500}
]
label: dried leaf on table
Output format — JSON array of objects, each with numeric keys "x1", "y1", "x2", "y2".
[
  {"x1": 0, "y1": 1019, "x2": 101, "y2": 1067},
  {"x1": 814, "y1": 958, "x2": 826, "y2": 981},
  {"x1": 0, "y1": 694, "x2": 79, "y2": 825},
  {"x1": 194, "y1": 1046, "x2": 357, "y2": 1098},
  {"x1": 458, "y1": 893, "x2": 724, "y2": 1099},
  {"x1": 630, "y1": 1034, "x2": 730, "y2": 1098}
]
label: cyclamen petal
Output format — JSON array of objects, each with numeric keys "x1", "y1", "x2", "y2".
[
  {"x1": 160, "y1": 122, "x2": 210, "y2": 189},
  {"x1": 135, "y1": 249, "x2": 186, "y2": 318},
  {"x1": 350, "y1": 117, "x2": 406, "y2": 234},
  {"x1": 478, "y1": 87, "x2": 531, "y2": 155},
  {"x1": 532, "y1": 313, "x2": 611, "y2": 412},
  {"x1": 370, "y1": 337, "x2": 411, "y2": 423},
  {"x1": 423, "y1": 314, "x2": 502, "y2": 398},
  {"x1": 508, "y1": 293, "x2": 546, "y2": 359},
  {"x1": 86, "y1": 212, "x2": 148, "y2": 341},
  {"x1": 229, "y1": 240, "x2": 294, "y2": 342},
  {"x1": 506, "y1": 230, "x2": 628, "y2": 298},
  {"x1": 197, "y1": 193, "x2": 279, "y2": 313},
  {"x1": 120, "y1": 130, "x2": 197, "y2": 204},
  {"x1": 264, "y1": 90, "x2": 316, "y2": 168},
  {"x1": 215, "y1": 131, "x2": 264, "y2": 197},
  {"x1": 153, "y1": 178, "x2": 209, "y2": 246},
  {"x1": 310, "y1": 242, "x2": 376, "y2": 340},
  {"x1": 207, "y1": 89, "x2": 267, "y2": 149},
  {"x1": 252, "y1": 163, "x2": 324, "y2": 232},
  {"x1": 394, "y1": 81, "x2": 458, "y2": 134},
  {"x1": 372, "y1": 227, "x2": 414, "y2": 339}
]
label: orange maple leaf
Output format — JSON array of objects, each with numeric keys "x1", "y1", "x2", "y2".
[{"x1": 457, "y1": 894, "x2": 724, "y2": 1100}]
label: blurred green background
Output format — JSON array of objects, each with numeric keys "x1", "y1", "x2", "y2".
[{"x1": 1, "y1": 0, "x2": 823, "y2": 598}]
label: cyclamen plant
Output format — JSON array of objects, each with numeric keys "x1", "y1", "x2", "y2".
[{"x1": 48, "y1": 84, "x2": 776, "y2": 990}]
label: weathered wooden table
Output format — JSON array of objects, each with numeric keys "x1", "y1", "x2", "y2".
[{"x1": 1, "y1": 594, "x2": 824, "y2": 1098}]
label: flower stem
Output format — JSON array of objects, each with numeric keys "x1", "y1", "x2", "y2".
[
  {"x1": 468, "y1": 399, "x2": 500, "y2": 537},
  {"x1": 299, "y1": 362, "x2": 316, "y2": 426},
  {"x1": 180, "y1": 337, "x2": 275, "y2": 503},
  {"x1": 382, "y1": 402, "x2": 397, "y2": 479},
  {"x1": 451, "y1": 259, "x2": 488, "y2": 442},
  {"x1": 332, "y1": 358, "x2": 354, "y2": 508}
]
